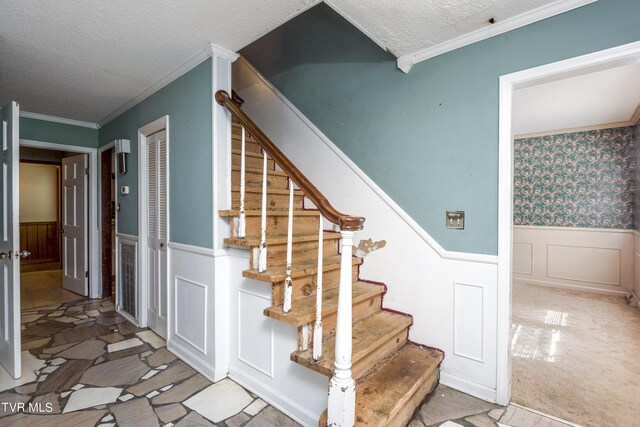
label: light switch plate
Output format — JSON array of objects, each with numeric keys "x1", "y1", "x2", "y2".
[{"x1": 446, "y1": 211, "x2": 464, "y2": 230}]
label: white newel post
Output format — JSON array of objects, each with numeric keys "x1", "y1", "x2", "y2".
[{"x1": 327, "y1": 230, "x2": 356, "y2": 427}]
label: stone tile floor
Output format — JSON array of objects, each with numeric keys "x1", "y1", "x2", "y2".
[
  {"x1": 0, "y1": 298, "x2": 299, "y2": 426},
  {"x1": 0, "y1": 297, "x2": 576, "y2": 427}
]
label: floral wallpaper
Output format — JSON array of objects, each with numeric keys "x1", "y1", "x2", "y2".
[{"x1": 514, "y1": 126, "x2": 636, "y2": 229}]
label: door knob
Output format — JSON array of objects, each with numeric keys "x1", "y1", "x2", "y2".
[
  {"x1": 18, "y1": 250, "x2": 31, "y2": 258},
  {"x1": 0, "y1": 252, "x2": 11, "y2": 260}
]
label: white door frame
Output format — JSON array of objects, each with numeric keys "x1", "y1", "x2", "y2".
[
  {"x1": 19, "y1": 139, "x2": 99, "y2": 298},
  {"x1": 98, "y1": 142, "x2": 117, "y2": 303},
  {"x1": 496, "y1": 40, "x2": 640, "y2": 405},
  {"x1": 138, "y1": 115, "x2": 170, "y2": 329}
]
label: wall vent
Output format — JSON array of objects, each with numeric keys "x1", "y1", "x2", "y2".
[{"x1": 118, "y1": 239, "x2": 137, "y2": 318}]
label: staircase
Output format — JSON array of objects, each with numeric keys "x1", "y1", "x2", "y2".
[{"x1": 216, "y1": 90, "x2": 444, "y2": 427}]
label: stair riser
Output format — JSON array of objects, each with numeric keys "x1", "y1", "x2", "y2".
[
  {"x1": 229, "y1": 215, "x2": 320, "y2": 238},
  {"x1": 249, "y1": 239, "x2": 339, "y2": 270},
  {"x1": 297, "y1": 295, "x2": 382, "y2": 352},
  {"x1": 271, "y1": 264, "x2": 359, "y2": 306},
  {"x1": 232, "y1": 136, "x2": 262, "y2": 154},
  {"x1": 231, "y1": 191, "x2": 305, "y2": 211},
  {"x1": 317, "y1": 295, "x2": 382, "y2": 342},
  {"x1": 232, "y1": 151, "x2": 275, "y2": 170},
  {"x1": 379, "y1": 370, "x2": 439, "y2": 427},
  {"x1": 293, "y1": 328, "x2": 408, "y2": 380},
  {"x1": 232, "y1": 169, "x2": 289, "y2": 190}
]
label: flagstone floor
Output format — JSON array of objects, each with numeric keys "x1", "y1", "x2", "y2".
[{"x1": 1, "y1": 296, "x2": 577, "y2": 427}]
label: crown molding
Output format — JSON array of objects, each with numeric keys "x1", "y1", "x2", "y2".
[
  {"x1": 397, "y1": 0, "x2": 598, "y2": 73},
  {"x1": 98, "y1": 43, "x2": 238, "y2": 127},
  {"x1": 20, "y1": 111, "x2": 99, "y2": 129},
  {"x1": 514, "y1": 119, "x2": 639, "y2": 139}
]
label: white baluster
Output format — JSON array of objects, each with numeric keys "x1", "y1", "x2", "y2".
[
  {"x1": 258, "y1": 150, "x2": 268, "y2": 272},
  {"x1": 313, "y1": 215, "x2": 323, "y2": 361},
  {"x1": 327, "y1": 230, "x2": 356, "y2": 427},
  {"x1": 283, "y1": 180, "x2": 294, "y2": 313},
  {"x1": 238, "y1": 126, "x2": 246, "y2": 238}
]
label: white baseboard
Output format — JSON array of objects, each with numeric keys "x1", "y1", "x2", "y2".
[
  {"x1": 514, "y1": 278, "x2": 630, "y2": 297},
  {"x1": 167, "y1": 339, "x2": 216, "y2": 382},
  {"x1": 440, "y1": 371, "x2": 497, "y2": 404},
  {"x1": 229, "y1": 366, "x2": 319, "y2": 427}
]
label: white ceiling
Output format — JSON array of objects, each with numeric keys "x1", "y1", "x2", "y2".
[
  {"x1": 513, "y1": 63, "x2": 640, "y2": 136},
  {"x1": 0, "y1": 0, "x2": 595, "y2": 125}
]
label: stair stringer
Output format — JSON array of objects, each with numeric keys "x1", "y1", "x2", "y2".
[{"x1": 233, "y1": 57, "x2": 501, "y2": 403}]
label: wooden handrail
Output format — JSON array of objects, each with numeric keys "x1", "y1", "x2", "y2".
[{"x1": 216, "y1": 90, "x2": 365, "y2": 231}]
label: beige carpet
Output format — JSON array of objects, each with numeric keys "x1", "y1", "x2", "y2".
[{"x1": 512, "y1": 282, "x2": 640, "y2": 427}]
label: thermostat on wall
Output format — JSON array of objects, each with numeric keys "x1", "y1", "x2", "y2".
[{"x1": 120, "y1": 186, "x2": 130, "y2": 195}]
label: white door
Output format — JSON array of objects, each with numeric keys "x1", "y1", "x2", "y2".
[
  {"x1": 0, "y1": 101, "x2": 21, "y2": 379},
  {"x1": 62, "y1": 154, "x2": 88, "y2": 295},
  {"x1": 147, "y1": 130, "x2": 167, "y2": 338}
]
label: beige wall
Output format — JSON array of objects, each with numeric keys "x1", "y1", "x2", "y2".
[{"x1": 20, "y1": 162, "x2": 59, "y2": 222}]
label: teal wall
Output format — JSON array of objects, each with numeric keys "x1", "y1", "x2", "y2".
[
  {"x1": 241, "y1": 0, "x2": 640, "y2": 255},
  {"x1": 99, "y1": 59, "x2": 213, "y2": 248},
  {"x1": 20, "y1": 117, "x2": 98, "y2": 148}
]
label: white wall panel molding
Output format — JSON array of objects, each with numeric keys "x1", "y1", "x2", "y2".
[
  {"x1": 237, "y1": 288, "x2": 274, "y2": 377},
  {"x1": 513, "y1": 226, "x2": 633, "y2": 296},
  {"x1": 167, "y1": 245, "x2": 216, "y2": 380},
  {"x1": 234, "y1": 58, "x2": 499, "y2": 403},
  {"x1": 167, "y1": 241, "x2": 215, "y2": 257}
]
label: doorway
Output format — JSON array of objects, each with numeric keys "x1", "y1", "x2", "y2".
[
  {"x1": 100, "y1": 146, "x2": 116, "y2": 302},
  {"x1": 19, "y1": 147, "x2": 89, "y2": 308},
  {"x1": 497, "y1": 41, "x2": 640, "y2": 426}
]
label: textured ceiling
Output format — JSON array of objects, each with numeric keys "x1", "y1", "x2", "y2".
[
  {"x1": 1, "y1": 0, "x2": 582, "y2": 124},
  {"x1": 0, "y1": 0, "x2": 320, "y2": 123},
  {"x1": 513, "y1": 63, "x2": 640, "y2": 135},
  {"x1": 326, "y1": 0, "x2": 552, "y2": 57}
]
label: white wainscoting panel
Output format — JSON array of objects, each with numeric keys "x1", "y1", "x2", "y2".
[
  {"x1": 233, "y1": 58, "x2": 499, "y2": 403},
  {"x1": 453, "y1": 282, "x2": 484, "y2": 362},
  {"x1": 167, "y1": 242, "x2": 217, "y2": 380},
  {"x1": 513, "y1": 226, "x2": 633, "y2": 295},
  {"x1": 226, "y1": 252, "x2": 328, "y2": 426},
  {"x1": 175, "y1": 276, "x2": 207, "y2": 353},
  {"x1": 512, "y1": 242, "x2": 532, "y2": 275},
  {"x1": 238, "y1": 288, "x2": 274, "y2": 377}
]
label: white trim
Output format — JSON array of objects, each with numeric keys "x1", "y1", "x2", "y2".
[
  {"x1": 323, "y1": 0, "x2": 388, "y2": 52},
  {"x1": 98, "y1": 43, "x2": 238, "y2": 127},
  {"x1": 238, "y1": 56, "x2": 497, "y2": 265},
  {"x1": 174, "y1": 275, "x2": 208, "y2": 354},
  {"x1": 19, "y1": 139, "x2": 100, "y2": 299},
  {"x1": 98, "y1": 142, "x2": 116, "y2": 302},
  {"x1": 513, "y1": 278, "x2": 629, "y2": 297},
  {"x1": 514, "y1": 225, "x2": 635, "y2": 234},
  {"x1": 439, "y1": 371, "x2": 497, "y2": 403},
  {"x1": 229, "y1": 367, "x2": 317, "y2": 427},
  {"x1": 167, "y1": 241, "x2": 215, "y2": 257},
  {"x1": 497, "y1": 40, "x2": 640, "y2": 406},
  {"x1": 115, "y1": 232, "x2": 138, "y2": 241},
  {"x1": 20, "y1": 111, "x2": 99, "y2": 129},
  {"x1": 514, "y1": 119, "x2": 640, "y2": 139},
  {"x1": 138, "y1": 115, "x2": 170, "y2": 330},
  {"x1": 631, "y1": 102, "x2": 640, "y2": 125},
  {"x1": 397, "y1": 0, "x2": 598, "y2": 73},
  {"x1": 167, "y1": 339, "x2": 216, "y2": 382}
]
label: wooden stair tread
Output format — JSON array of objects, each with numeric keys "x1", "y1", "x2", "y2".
[
  {"x1": 232, "y1": 148, "x2": 270, "y2": 159},
  {"x1": 232, "y1": 165, "x2": 288, "y2": 177},
  {"x1": 219, "y1": 209, "x2": 319, "y2": 217},
  {"x1": 319, "y1": 344, "x2": 443, "y2": 427},
  {"x1": 224, "y1": 232, "x2": 340, "y2": 247},
  {"x1": 243, "y1": 256, "x2": 361, "y2": 282},
  {"x1": 231, "y1": 185, "x2": 304, "y2": 195},
  {"x1": 265, "y1": 281, "x2": 383, "y2": 326},
  {"x1": 291, "y1": 311, "x2": 412, "y2": 377}
]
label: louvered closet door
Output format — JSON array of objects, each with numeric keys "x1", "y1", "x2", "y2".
[{"x1": 147, "y1": 130, "x2": 167, "y2": 338}]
